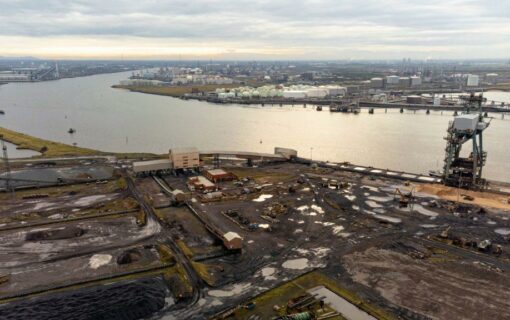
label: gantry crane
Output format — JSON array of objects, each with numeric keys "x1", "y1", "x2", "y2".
[{"x1": 442, "y1": 93, "x2": 491, "y2": 189}]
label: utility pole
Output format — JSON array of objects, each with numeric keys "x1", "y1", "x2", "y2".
[{"x1": 0, "y1": 135, "x2": 14, "y2": 198}]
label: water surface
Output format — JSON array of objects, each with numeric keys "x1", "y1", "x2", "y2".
[{"x1": 0, "y1": 72, "x2": 508, "y2": 181}]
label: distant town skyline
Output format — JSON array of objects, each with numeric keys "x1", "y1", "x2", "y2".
[{"x1": 1, "y1": 0, "x2": 509, "y2": 60}]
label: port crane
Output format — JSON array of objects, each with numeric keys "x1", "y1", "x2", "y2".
[{"x1": 442, "y1": 93, "x2": 491, "y2": 189}]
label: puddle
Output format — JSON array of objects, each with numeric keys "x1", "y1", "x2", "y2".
[
  {"x1": 253, "y1": 194, "x2": 273, "y2": 202},
  {"x1": 368, "y1": 196, "x2": 393, "y2": 202},
  {"x1": 282, "y1": 258, "x2": 309, "y2": 270},
  {"x1": 373, "y1": 215, "x2": 402, "y2": 224},
  {"x1": 365, "y1": 200, "x2": 383, "y2": 208},
  {"x1": 75, "y1": 195, "x2": 109, "y2": 206},
  {"x1": 413, "y1": 204, "x2": 439, "y2": 217},
  {"x1": 208, "y1": 283, "x2": 251, "y2": 297},
  {"x1": 89, "y1": 254, "x2": 112, "y2": 269},
  {"x1": 261, "y1": 267, "x2": 276, "y2": 279},
  {"x1": 311, "y1": 204, "x2": 324, "y2": 214},
  {"x1": 361, "y1": 185, "x2": 379, "y2": 192},
  {"x1": 345, "y1": 195, "x2": 356, "y2": 201},
  {"x1": 495, "y1": 228, "x2": 510, "y2": 236},
  {"x1": 332, "y1": 225, "x2": 345, "y2": 235}
]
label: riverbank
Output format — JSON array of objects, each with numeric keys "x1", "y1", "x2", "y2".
[
  {"x1": 112, "y1": 83, "x2": 239, "y2": 98},
  {"x1": 0, "y1": 127, "x2": 159, "y2": 159}
]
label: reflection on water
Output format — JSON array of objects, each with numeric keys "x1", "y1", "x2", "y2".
[{"x1": 0, "y1": 71, "x2": 509, "y2": 181}]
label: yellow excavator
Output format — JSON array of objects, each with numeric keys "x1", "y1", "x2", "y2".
[{"x1": 394, "y1": 188, "x2": 413, "y2": 208}]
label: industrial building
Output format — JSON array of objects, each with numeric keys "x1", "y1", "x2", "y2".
[
  {"x1": 132, "y1": 159, "x2": 172, "y2": 174},
  {"x1": 274, "y1": 147, "x2": 298, "y2": 160},
  {"x1": 187, "y1": 176, "x2": 217, "y2": 192},
  {"x1": 204, "y1": 169, "x2": 236, "y2": 183},
  {"x1": 169, "y1": 148, "x2": 200, "y2": 170},
  {"x1": 222, "y1": 231, "x2": 243, "y2": 250}
]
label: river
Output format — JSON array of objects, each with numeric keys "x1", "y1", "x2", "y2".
[{"x1": 0, "y1": 71, "x2": 509, "y2": 181}]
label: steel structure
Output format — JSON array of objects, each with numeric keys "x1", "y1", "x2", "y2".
[{"x1": 442, "y1": 93, "x2": 490, "y2": 189}]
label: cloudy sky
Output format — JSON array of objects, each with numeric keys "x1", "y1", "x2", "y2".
[{"x1": 1, "y1": 0, "x2": 509, "y2": 59}]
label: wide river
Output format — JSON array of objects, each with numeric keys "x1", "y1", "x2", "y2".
[{"x1": 0, "y1": 71, "x2": 509, "y2": 181}]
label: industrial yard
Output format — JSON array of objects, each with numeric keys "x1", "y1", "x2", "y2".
[{"x1": 0, "y1": 135, "x2": 509, "y2": 320}]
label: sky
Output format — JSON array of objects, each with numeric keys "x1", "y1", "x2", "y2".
[{"x1": 1, "y1": 0, "x2": 509, "y2": 60}]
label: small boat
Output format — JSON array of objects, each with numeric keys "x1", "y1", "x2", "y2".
[
  {"x1": 68, "y1": 128, "x2": 76, "y2": 134},
  {"x1": 0, "y1": 110, "x2": 5, "y2": 115}
]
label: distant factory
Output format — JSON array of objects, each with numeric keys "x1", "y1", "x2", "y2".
[
  {"x1": 214, "y1": 84, "x2": 347, "y2": 100},
  {"x1": 124, "y1": 67, "x2": 234, "y2": 86}
]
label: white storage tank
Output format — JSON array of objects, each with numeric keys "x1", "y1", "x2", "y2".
[
  {"x1": 283, "y1": 90, "x2": 307, "y2": 99},
  {"x1": 433, "y1": 95, "x2": 441, "y2": 106},
  {"x1": 399, "y1": 77, "x2": 411, "y2": 87},
  {"x1": 386, "y1": 75, "x2": 400, "y2": 85},
  {"x1": 467, "y1": 74, "x2": 479, "y2": 87},
  {"x1": 306, "y1": 88, "x2": 328, "y2": 98},
  {"x1": 370, "y1": 78, "x2": 384, "y2": 88},
  {"x1": 410, "y1": 76, "x2": 422, "y2": 86}
]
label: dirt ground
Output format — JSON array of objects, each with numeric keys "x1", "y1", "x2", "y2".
[
  {"x1": 416, "y1": 183, "x2": 510, "y2": 210},
  {"x1": 343, "y1": 247, "x2": 510, "y2": 320}
]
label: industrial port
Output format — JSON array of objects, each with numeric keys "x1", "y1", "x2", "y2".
[{"x1": 1, "y1": 89, "x2": 510, "y2": 320}]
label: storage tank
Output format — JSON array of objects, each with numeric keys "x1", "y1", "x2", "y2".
[
  {"x1": 486, "y1": 73, "x2": 498, "y2": 84},
  {"x1": 283, "y1": 90, "x2": 307, "y2": 99},
  {"x1": 399, "y1": 77, "x2": 411, "y2": 87},
  {"x1": 306, "y1": 88, "x2": 328, "y2": 98},
  {"x1": 370, "y1": 78, "x2": 384, "y2": 88},
  {"x1": 410, "y1": 76, "x2": 422, "y2": 86},
  {"x1": 433, "y1": 95, "x2": 441, "y2": 106},
  {"x1": 386, "y1": 75, "x2": 400, "y2": 85},
  {"x1": 467, "y1": 74, "x2": 479, "y2": 87},
  {"x1": 325, "y1": 86, "x2": 347, "y2": 96}
]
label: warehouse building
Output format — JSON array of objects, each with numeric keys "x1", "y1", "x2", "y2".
[{"x1": 169, "y1": 148, "x2": 200, "y2": 170}]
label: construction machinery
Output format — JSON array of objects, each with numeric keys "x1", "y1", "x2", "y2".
[
  {"x1": 394, "y1": 188, "x2": 413, "y2": 208},
  {"x1": 443, "y1": 93, "x2": 491, "y2": 189}
]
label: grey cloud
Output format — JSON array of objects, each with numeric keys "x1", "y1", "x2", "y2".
[{"x1": 0, "y1": 0, "x2": 509, "y2": 58}]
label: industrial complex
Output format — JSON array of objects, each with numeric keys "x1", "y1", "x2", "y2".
[
  {"x1": 0, "y1": 101, "x2": 510, "y2": 320},
  {"x1": 1, "y1": 58, "x2": 510, "y2": 320}
]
